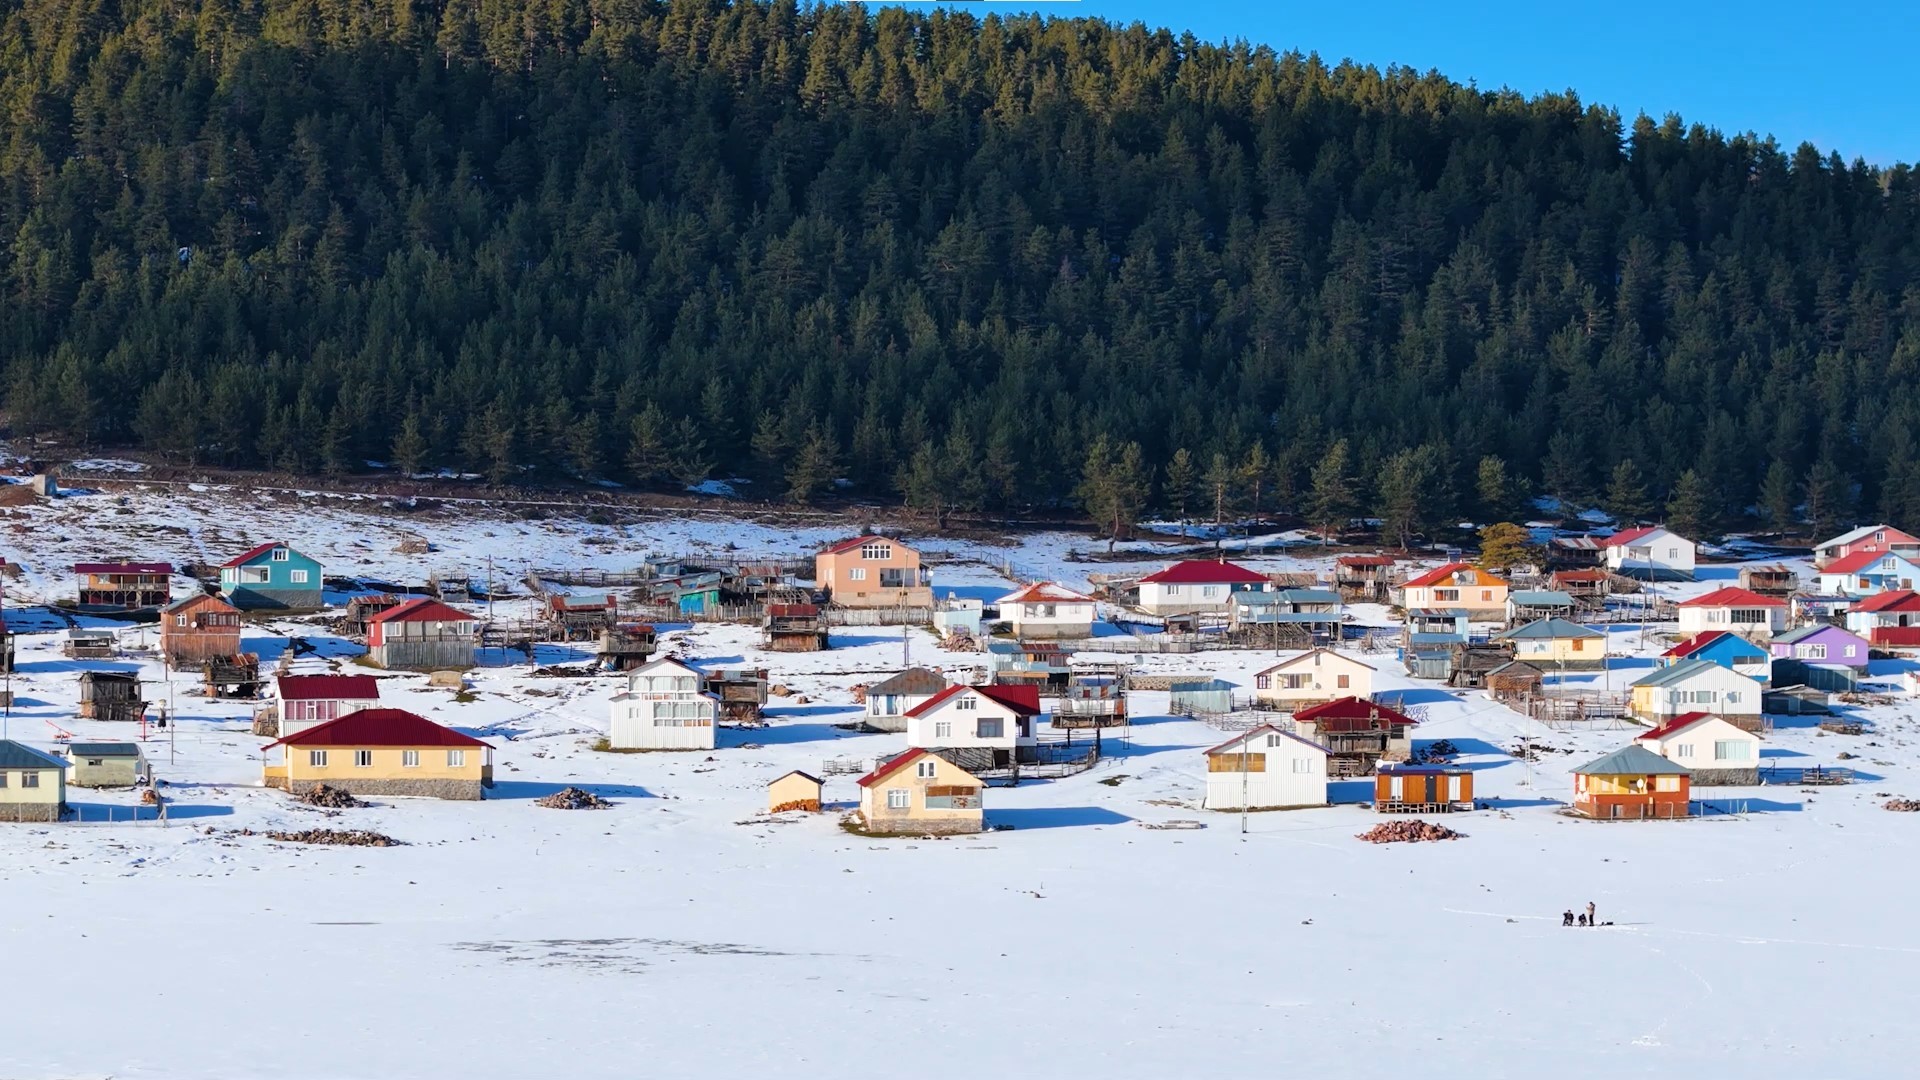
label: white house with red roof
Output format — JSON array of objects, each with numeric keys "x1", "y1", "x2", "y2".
[
  {"x1": 273, "y1": 673, "x2": 381, "y2": 737},
  {"x1": 1846, "y1": 589, "x2": 1920, "y2": 646},
  {"x1": 1814, "y1": 524, "x2": 1920, "y2": 569},
  {"x1": 1815, "y1": 549, "x2": 1920, "y2": 597},
  {"x1": 1135, "y1": 560, "x2": 1271, "y2": 616},
  {"x1": 1253, "y1": 649, "x2": 1376, "y2": 709},
  {"x1": 1601, "y1": 526, "x2": 1696, "y2": 580},
  {"x1": 1675, "y1": 587, "x2": 1787, "y2": 639},
  {"x1": 904, "y1": 684, "x2": 1040, "y2": 753},
  {"x1": 1633, "y1": 711, "x2": 1760, "y2": 785},
  {"x1": 1398, "y1": 563, "x2": 1509, "y2": 616},
  {"x1": 997, "y1": 581, "x2": 1096, "y2": 639},
  {"x1": 855, "y1": 748, "x2": 984, "y2": 835},
  {"x1": 610, "y1": 657, "x2": 718, "y2": 750},
  {"x1": 1202, "y1": 724, "x2": 1329, "y2": 810},
  {"x1": 366, "y1": 597, "x2": 475, "y2": 671}
]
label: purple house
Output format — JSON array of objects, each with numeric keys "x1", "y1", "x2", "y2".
[{"x1": 1770, "y1": 624, "x2": 1870, "y2": 670}]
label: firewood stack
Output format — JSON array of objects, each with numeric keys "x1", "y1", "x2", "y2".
[
  {"x1": 1883, "y1": 798, "x2": 1920, "y2": 812},
  {"x1": 534, "y1": 786, "x2": 610, "y2": 810},
  {"x1": 1356, "y1": 820, "x2": 1463, "y2": 843},
  {"x1": 295, "y1": 784, "x2": 365, "y2": 809}
]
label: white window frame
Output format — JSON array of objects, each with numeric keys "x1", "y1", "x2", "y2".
[
  {"x1": 354, "y1": 749, "x2": 373, "y2": 768},
  {"x1": 402, "y1": 750, "x2": 420, "y2": 768},
  {"x1": 290, "y1": 569, "x2": 310, "y2": 584},
  {"x1": 885, "y1": 788, "x2": 910, "y2": 809},
  {"x1": 1675, "y1": 743, "x2": 1694, "y2": 758},
  {"x1": 916, "y1": 760, "x2": 938, "y2": 778},
  {"x1": 309, "y1": 750, "x2": 328, "y2": 767},
  {"x1": 447, "y1": 749, "x2": 466, "y2": 768},
  {"x1": 934, "y1": 721, "x2": 952, "y2": 739},
  {"x1": 848, "y1": 567, "x2": 867, "y2": 581},
  {"x1": 861, "y1": 542, "x2": 893, "y2": 561},
  {"x1": 955, "y1": 696, "x2": 977, "y2": 711}
]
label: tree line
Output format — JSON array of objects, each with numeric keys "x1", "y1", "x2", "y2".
[{"x1": 4, "y1": 0, "x2": 1920, "y2": 540}]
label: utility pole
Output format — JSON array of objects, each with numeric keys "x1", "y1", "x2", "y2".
[{"x1": 1240, "y1": 733, "x2": 1251, "y2": 835}]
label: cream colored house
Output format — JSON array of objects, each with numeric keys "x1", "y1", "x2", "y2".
[
  {"x1": 1252, "y1": 649, "x2": 1375, "y2": 709},
  {"x1": 997, "y1": 581, "x2": 1097, "y2": 639},
  {"x1": 1399, "y1": 563, "x2": 1509, "y2": 616},
  {"x1": 815, "y1": 536, "x2": 932, "y2": 608},
  {"x1": 768, "y1": 771, "x2": 824, "y2": 813},
  {"x1": 855, "y1": 749, "x2": 984, "y2": 835},
  {"x1": 0, "y1": 740, "x2": 68, "y2": 821},
  {"x1": 1492, "y1": 618, "x2": 1606, "y2": 669},
  {"x1": 262, "y1": 708, "x2": 493, "y2": 800},
  {"x1": 1633, "y1": 712, "x2": 1760, "y2": 785}
]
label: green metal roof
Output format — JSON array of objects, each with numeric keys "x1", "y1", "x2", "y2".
[
  {"x1": 0, "y1": 740, "x2": 69, "y2": 770},
  {"x1": 1509, "y1": 590, "x2": 1575, "y2": 607},
  {"x1": 1574, "y1": 744, "x2": 1692, "y2": 776},
  {"x1": 1630, "y1": 658, "x2": 1729, "y2": 688},
  {"x1": 1495, "y1": 617, "x2": 1604, "y2": 641}
]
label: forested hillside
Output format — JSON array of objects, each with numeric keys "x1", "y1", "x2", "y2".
[{"x1": 3, "y1": 0, "x2": 1919, "y2": 534}]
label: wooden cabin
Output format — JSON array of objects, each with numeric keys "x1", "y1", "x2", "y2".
[
  {"x1": 1444, "y1": 641, "x2": 1519, "y2": 688},
  {"x1": 1485, "y1": 660, "x2": 1545, "y2": 702},
  {"x1": 768, "y1": 771, "x2": 824, "y2": 813},
  {"x1": 63, "y1": 629, "x2": 115, "y2": 660},
  {"x1": 703, "y1": 667, "x2": 770, "y2": 723},
  {"x1": 159, "y1": 594, "x2": 243, "y2": 666},
  {"x1": 366, "y1": 598, "x2": 475, "y2": 672},
  {"x1": 865, "y1": 667, "x2": 951, "y2": 732},
  {"x1": 1549, "y1": 569, "x2": 1610, "y2": 604},
  {"x1": 1050, "y1": 681, "x2": 1127, "y2": 732},
  {"x1": 544, "y1": 592, "x2": 618, "y2": 640},
  {"x1": 1335, "y1": 555, "x2": 1397, "y2": 601},
  {"x1": 342, "y1": 594, "x2": 405, "y2": 639},
  {"x1": 595, "y1": 624, "x2": 659, "y2": 671},
  {"x1": 74, "y1": 562, "x2": 172, "y2": 611},
  {"x1": 1289, "y1": 697, "x2": 1416, "y2": 776},
  {"x1": 764, "y1": 603, "x2": 829, "y2": 652},
  {"x1": 1739, "y1": 564, "x2": 1799, "y2": 598},
  {"x1": 1374, "y1": 766, "x2": 1473, "y2": 812},
  {"x1": 77, "y1": 672, "x2": 144, "y2": 723},
  {"x1": 1571, "y1": 745, "x2": 1691, "y2": 819},
  {"x1": 201, "y1": 653, "x2": 262, "y2": 699}
]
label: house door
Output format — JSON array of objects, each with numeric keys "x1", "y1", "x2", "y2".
[
  {"x1": 1609, "y1": 803, "x2": 1621, "y2": 820},
  {"x1": 1435, "y1": 775, "x2": 1451, "y2": 803}
]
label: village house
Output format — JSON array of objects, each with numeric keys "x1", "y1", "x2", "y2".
[
  {"x1": 0, "y1": 741, "x2": 68, "y2": 821},
  {"x1": 1549, "y1": 569, "x2": 1610, "y2": 603},
  {"x1": 158, "y1": 593, "x2": 243, "y2": 666},
  {"x1": 1230, "y1": 590, "x2": 1343, "y2": 645},
  {"x1": 1546, "y1": 535, "x2": 1605, "y2": 570},
  {"x1": 595, "y1": 623, "x2": 659, "y2": 671},
  {"x1": 1571, "y1": 745, "x2": 1692, "y2": 819},
  {"x1": 1484, "y1": 660, "x2": 1546, "y2": 702},
  {"x1": 1738, "y1": 564, "x2": 1799, "y2": 598},
  {"x1": 543, "y1": 593, "x2": 618, "y2": 639},
  {"x1": 855, "y1": 748, "x2": 984, "y2": 835},
  {"x1": 1815, "y1": 550, "x2": 1920, "y2": 597},
  {"x1": 1600, "y1": 526, "x2": 1696, "y2": 581},
  {"x1": 1661, "y1": 630, "x2": 1772, "y2": 681},
  {"x1": 1492, "y1": 618, "x2": 1606, "y2": 669},
  {"x1": 863, "y1": 667, "x2": 950, "y2": 732},
  {"x1": 365, "y1": 597, "x2": 475, "y2": 672},
  {"x1": 814, "y1": 536, "x2": 932, "y2": 608},
  {"x1": 933, "y1": 594, "x2": 984, "y2": 639},
  {"x1": 74, "y1": 562, "x2": 172, "y2": 611},
  {"x1": 1769, "y1": 625, "x2": 1870, "y2": 671},
  {"x1": 764, "y1": 603, "x2": 829, "y2": 652},
  {"x1": 1505, "y1": 590, "x2": 1575, "y2": 625},
  {"x1": 1398, "y1": 563, "x2": 1509, "y2": 617},
  {"x1": 1373, "y1": 765, "x2": 1474, "y2": 813},
  {"x1": 904, "y1": 684, "x2": 1041, "y2": 763},
  {"x1": 1290, "y1": 696, "x2": 1417, "y2": 776},
  {"x1": 1628, "y1": 659, "x2": 1762, "y2": 728},
  {"x1": 1252, "y1": 649, "x2": 1375, "y2": 709},
  {"x1": 262, "y1": 709, "x2": 492, "y2": 800},
  {"x1": 1845, "y1": 589, "x2": 1920, "y2": 647},
  {"x1": 997, "y1": 582, "x2": 1097, "y2": 640},
  {"x1": 64, "y1": 743, "x2": 148, "y2": 788},
  {"x1": 77, "y1": 671, "x2": 143, "y2": 723},
  {"x1": 609, "y1": 657, "x2": 718, "y2": 750},
  {"x1": 1813, "y1": 524, "x2": 1920, "y2": 569},
  {"x1": 1404, "y1": 608, "x2": 1471, "y2": 640},
  {"x1": 768, "y1": 770, "x2": 824, "y2": 814},
  {"x1": 702, "y1": 667, "x2": 769, "y2": 724},
  {"x1": 1675, "y1": 587, "x2": 1787, "y2": 640},
  {"x1": 272, "y1": 673, "x2": 381, "y2": 738},
  {"x1": 1633, "y1": 712, "x2": 1761, "y2": 785},
  {"x1": 1334, "y1": 554, "x2": 1397, "y2": 600},
  {"x1": 1135, "y1": 560, "x2": 1272, "y2": 616},
  {"x1": 219, "y1": 542, "x2": 323, "y2": 611},
  {"x1": 1201, "y1": 725, "x2": 1330, "y2": 811}
]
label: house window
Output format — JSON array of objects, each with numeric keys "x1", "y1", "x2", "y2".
[
  {"x1": 1725, "y1": 691, "x2": 1741, "y2": 704},
  {"x1": 977, "y1": 719, "x2": 1004, "y2": 739},
  {"x1": 1668, "y1": 548, "x2": 1679, "y2": 560},
  {"x1": 21, "y1": 772, "x2": 37, "y2": 788},
  {"x1": 291, "y1": 570, "x2": 310, "y2": 584},
  {"x1": 1731, "y1": 608, "x2": 1767, "y2": 624},
  {"x1": 241, "y1": 566, "x2": 270, "y2": 584},
  {"x1": 1255, "y1": 675, "x2": 1270, "y2": 689},
  {"x1": 1572, "y1": 638, "x2": 1586, "y2": 652},
  {"x1": 1655, "y1": 776, "x2": 1681, "y2": 792},
  {"x1": 354, "y1": 750, "x2": 373, "y2": 767},
  {"x1": 1845, "y1": 644, "x2": 1858, "y2": 657},
  {"x1": 1713, "y1": 740, "x2": 1751, "y2": 761},
  {"x1": 1481, "y1": 590, "x2": 1493, "y2": 602},
  {"x1": 1292, "y1": 758, "x2": 1315, "y2": 774},
  {"x1": 175, "y1": 614, "x2": 187, "y2": 627},
  {"x1": 934, "y1": 721, "x2": 951, "y2": 739},
  {"x1": 1336, "y1": 674, "x2": 1350, "y2": 689},
  {"x1": 860, "y1": 542, "x2": 893, "y2": 561},
  {"x1": 1885, "y1": 558, "x2": 1898, "y2": 570},
  {"x1": 86, "y1": 759, "x2": 102, "y2": 767},
  {"x1": 886, "y1": 789, "x2": 910, "y2": 809},
  {"x1": 1675, "y1": 744, "x2": 1694, "y2": 758},
  {"x1": 916, "y1": 760, "x2": 938, "y2": 778},
  {"x1": 0, "y1": 772, "x2": 7, "y2": 787},
  {"x1": 1435, "y1": 589, "x2": 1459, "y2": 602},
  {"x1": 955, "y1": 696, "x2": 977, "y2": 711},
  {"x1": 1690, "y1": 690, "x2": 1717, "y2": 704},
  {"x1": 1282, "y1": 674, "x2": 1308, "y2": 690},
  {"x1": 403, "y1": 750, "x2": 420, "y2": 767},
  {"x1": 271, "y1": 548, "x2": 289, "y2": 562},
  {"x1": 1266, "y1": 735, "x2": 1283, "y2": 747},
  {"x1": 1798, "y1": 644, "x2": 1827, "y2": 660},
  {"x1": 849, "y1": 567, "x2": 867, "y2": 581},
  {"x1": 447, "y1": 750, "x2": 466, "y2": 767},
  {"x1": 1458, "y1": 571, "x2": 1476, "y2": 585},
  {"x1": 309, "y1": 750, "x2": 329, "y2": 767},
  {"x1": 1201, "y1": 585, "x2": 1220, "y2": 598}
]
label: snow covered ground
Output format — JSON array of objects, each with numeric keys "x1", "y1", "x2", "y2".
[{"x1": 0, "y1": 482, "x2": 1916, "y2": 1078}]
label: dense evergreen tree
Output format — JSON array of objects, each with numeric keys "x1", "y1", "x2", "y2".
[{"x1": 0, "y1": 0, "x2": 1914, "y2": 532}]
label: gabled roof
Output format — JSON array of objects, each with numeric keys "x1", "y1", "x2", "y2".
[
  {"x1": 223, "y1": 542, "x2": 298, "y2": 568},
  {"x1": 368, "y1": 597, "x2": 471, "y2": 624},
  {"x1": 1271, "y1": 588, "x2": 1341, "y2": 604},
  {"x1": 1661, "y1": 630, "x2": 1765, "y2": 660},
  {"x1": 1291, "y1": 696, "x2": 1416, "y2": 732},
  {"x1": 1631, "y1": 659, "x2": 1751, "y2": 688},
  {"x1": 1575, "y1": 744, "x2": 1692, "y2": 776},
  {"x1": 999, "y1": 581, "x2": 1093, "y2": 604},
  {"x1": 0, "y1": 740, "x2": 75, "y2": 770},
  {"x1": 1677, "y1": 586, "x2": 1785, "y2": 608},
  {"x1": 1138, "y1": 560, "x2": 1270, "y2": 585},
  {"x1": 1508, "y1": 590, "x2": 1575, "y2": 607},
  {"x1": 1550, "y1": 569, "x2": 1609, "y2": 583},
  {"x1": 867, "y1": 667, "x2": 950, "y2": 697},
  {"x1": 264, "y1": 709, "x2": 488, "y2": 749},
  {"x1": 1495, "y1": 617, "x2": 1603, "y2": 641},
  {"x1": 1819, "y1": 548, "x2": 1920, "y2": 575},
  {"x1": 820, "y1": 535, "x2": 907, "y2": 556},
  {"x1": 628, "y1": 656, "x2": 703, "y2": 678},
  {"x1": 277, "y1": 673, "x2": 380, "y2": 701},
  {"x1": 1770, "y1": 624, "x2": 1865, "y2": 645},
  {"x1": 903, "y1": 683, "x2": 1041, "y2": 718},
  {"x1": 1256, "y1": 648, "x2": 1375, "y2": 676},
  {"x1": 1203, "y1": 724, "x2": 1328, "y2": 757},
  {"x1": 74, "y1": 562, "x2": 171, "y2": 575},
  {"x1": 1402, "y1": 562, "x2": 1507, "y2": 589},
  {"x1": 66, "y1": 742, "x2": 143, "y2": 757},
  {"x1": 162, "y1": 592, "x2": 236, "y2": 615},
  {"x1": 1336, "y1": 555, "x2": 1396, "y2": 567},
  {"x1": 1600, "y1": 525, "x2": 1670, "y2": 547},
  {"x1": 1486, "y1": 660, "x2": 1544, "y2": 677},
  {"x1": 855, "y1": 748, "x2": 979, "y2": 789},
  {"x1": 1852, "y1": 589, "x2": 1920, "y2": 613},
  {"x1": 1817, "y1": 524, "x2": 1920, "y2": 551},
  {"x1": 773, "y1": 770, "x2": 823, "y2": 785},
  {"x1": 1634, "y1": 711, "x2": 1747, "y2": 742}
]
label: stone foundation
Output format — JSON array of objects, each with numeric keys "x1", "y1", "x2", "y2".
[
  {"x1": 858, "y1": 814, "x2": 982, "y2": 836},
  {"x1": 282, "y1": 777, "x2": 485, "y2": 801},
  {"x1": 0, "y1": 802, "x2": 64, "y2": 822}
]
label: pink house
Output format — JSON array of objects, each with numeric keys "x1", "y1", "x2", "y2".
[{"x1": 815, "y1": 536, "x2": 933, "y2": 608}]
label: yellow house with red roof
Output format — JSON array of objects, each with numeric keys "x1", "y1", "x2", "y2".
[
  {"x1": 855, "y1": 749, "x2": 984, "y2": 835},
  {"x1": 262, "y1": 708, "x2": 492, "y2": 800}
]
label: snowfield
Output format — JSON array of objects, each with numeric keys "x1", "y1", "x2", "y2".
[{"x1": 0, "y1": 481, "x2": 1916, "y2": 1078}]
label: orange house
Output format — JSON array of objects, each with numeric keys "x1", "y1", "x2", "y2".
[
  {"x1": 814, "y1": 536, "x2": 932, "y2": 608},
  {"x1": 1571, "y1": 745, "x2": 1691, "y2": 819}
]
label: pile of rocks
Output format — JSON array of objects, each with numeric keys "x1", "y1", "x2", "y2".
[
  {"x1": 1883, "y1": 798, "x2": 1920, "y2": 812},
  {"x1": 534, "y1": 786, "x2": 610, "y2": 810},
  {"x1": 295, "y1": 784, "x2": 365, "y2": 809},
  {"x1": 1356, "y1": 820, "x2": 1463, "y2": 843},
  {"x1": 264, "y1": 829, "x2": 400, "y2": 847}
]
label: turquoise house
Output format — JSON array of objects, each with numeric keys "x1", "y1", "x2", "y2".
[{"x1": 219, "y1": 542, "x2": 324, "y2": 611}]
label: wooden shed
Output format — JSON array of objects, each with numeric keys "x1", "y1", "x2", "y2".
[
  {"x1": 77, "y1": 672, "x2": 144, "y2": 723},
  {"x1": 764, "y1": 604, "x2": 829, "y2": 652},
  {"x1": 768, "y1": 771, "x2": 824, "y2": 813},
  {"x1": 1485, "y1": 660, "x2": 1545, "y2": 702},
  {"x1": 160, "y1": 593, "x2": 243, "y2": 666},
  {"x1": 1374, "y1": 766, "x2": 1474, "y2": 812}
]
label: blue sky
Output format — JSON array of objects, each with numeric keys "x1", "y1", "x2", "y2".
[{"x1": 877, "y1": 2, "x2": 1919, "y2": 166}]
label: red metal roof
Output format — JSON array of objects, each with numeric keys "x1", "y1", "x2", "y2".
[
  {"x1": 1820, "y1": 549, "x2": 1916, "y2": 575},
  {"x1": 853, "y1": 747, "x2": 974, "y2": 788},
  {"x1": 1600, "y1": 526, "x2": 1661, "y2": 547},
  {"x1": 1000, "y1": 581, "x2": 1092, "y2": 604},
  {"x1": 1401, "y1": 562, "x2": 1479, "y2": 588},
  {"x1": 1138, "y1": 560, "x2": 1270, "y2": 585},
  {"x1": 74, "y1": 562, "x2": 171, "y2": 575},
  {"x1": 820, "y1": 535, "x2": 896, "y2": 556},
  {"x1": 222, "y1": 542, "x2": 290, "y2": 568},
  {"x1": 1550, "y1": 569, "x2": 1608, "y2": 583},
  {"x1": 1677, "y1": 586, "x2": 1785, "y2": 608},
  {"x1": 1291, "y1": 696, "x2": 1416, "y2": 732},
  {"x1": 903, "y1": 683, "x2": 1041, "y2": 719},
  {"x1": 1336, "y1": 555, "x2": 1396, "y2": 567},
  {"x1": 368, "y1": 597, "x2": 471, "y2": 624},
  {"x1": 1852, "y1": 589, "x2": 1920, "y2": 613},
  {"x1": 277, "y1": 674, "x2": 380, "y2": 701},
  {"x1": 264, "y1": 708, "x2": 486, "y2": 748},
  {"x1": 1635, "y1": 711, "x2": 1717, "y2": 741}
]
